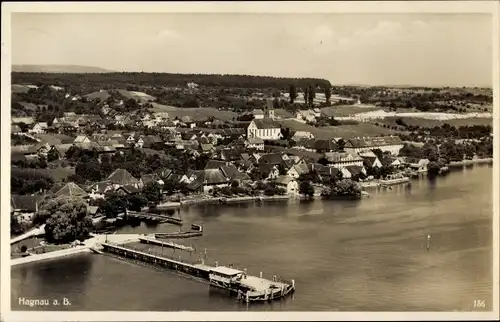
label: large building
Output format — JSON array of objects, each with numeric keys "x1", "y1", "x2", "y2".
[
  {"x1": 343, "y1": 136, "x2": 404, "y2": 155},
  {"x1": 246, "y1": 99, "x2": 281, "y2": 140}
]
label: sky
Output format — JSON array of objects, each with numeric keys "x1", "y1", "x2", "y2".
[{"x1": 11, "y1": 13, "x2": 493, "y2": 87}]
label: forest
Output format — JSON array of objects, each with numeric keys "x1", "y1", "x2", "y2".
[{"x1": 12, "y1": 72, "x2": 331, "y2": 92}]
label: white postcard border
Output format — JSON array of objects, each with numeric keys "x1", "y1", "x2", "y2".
[{"x1": 1, "y1": 1, "x2": 499, "y2": 321}]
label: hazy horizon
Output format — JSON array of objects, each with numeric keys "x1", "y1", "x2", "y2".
[{"x1": 11, "y1": 13, "x2": 493, "y2": 87}]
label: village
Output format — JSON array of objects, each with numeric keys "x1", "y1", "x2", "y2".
[{"x1": 10, "y1": 80, "x2": 493, "y2": 256}]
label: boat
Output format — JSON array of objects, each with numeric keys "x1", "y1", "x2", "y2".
[
  {"x1": 208, "y1": 266, "x2": 295, "y2": 302},
  {"x1": 155, "y1": 231, "x2": 203, "y2": 239},
  {"x1": 379, "y1": 174, "x2": 410, "y2": 186}
]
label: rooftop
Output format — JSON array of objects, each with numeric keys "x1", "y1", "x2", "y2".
[{"x1": 209, "y1": 266, "x2": 243, "y2": 276}]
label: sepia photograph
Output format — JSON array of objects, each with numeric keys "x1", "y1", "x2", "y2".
[{"x1": 1, "y1": 1, "x2": 499, "y2": 321}]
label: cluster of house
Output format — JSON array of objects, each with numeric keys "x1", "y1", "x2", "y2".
[{"x1": 11, "y1": 95, "x2": 438, "y2": 227}]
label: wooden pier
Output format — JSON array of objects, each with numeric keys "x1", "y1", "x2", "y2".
[
  {"x1": 100, "y1": 242, "x2": 295, "y2": 303},
  {"x1": 101, "y1": 242, "x2": 211, "y2": 279},
  {"x1": 139, "y1": 237, "x2": 194, "y2": 252},
  {"x1": 126, "y1": 211, "x2": 183, "y2": 225}
]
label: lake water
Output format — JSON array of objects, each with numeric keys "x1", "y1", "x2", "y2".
[{"x1": 11, "y1": 164, "x2": 493, "y2": 311}]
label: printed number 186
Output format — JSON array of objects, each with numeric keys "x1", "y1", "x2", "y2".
[{"x1": 473, "y1": 300, "x2": 486, "y2": 308}]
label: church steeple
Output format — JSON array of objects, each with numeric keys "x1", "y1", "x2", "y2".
[{"x1": 264, "y1": 99, "x2": 275, "y2": 120}]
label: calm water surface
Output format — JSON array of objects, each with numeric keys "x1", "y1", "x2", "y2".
[{"x1": 11, "y1": 164, "x2": 493, "y2": 311}]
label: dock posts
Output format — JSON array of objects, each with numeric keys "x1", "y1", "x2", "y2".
[
  {"x1": 260, "y1": 272, "x2": 262, "y2": 278},
  {"x1": 273, "y1": 275, "x2": 276, "y2": 282},
  {"x1": 292, "y1": 279, "x2": 295, "y2": 289},
  {"x1": 215, "y1": 261, "x2": 218, "y2": 267}
]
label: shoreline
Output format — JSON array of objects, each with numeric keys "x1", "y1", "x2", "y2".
[
  {"x1": 11, "y1": 234, "x2": 141, "y2": 267},
  {"x1": 448, "y1": 157, "x2": 493, "y2": 167},
  {"x1": 11, "y1": 162, "x2": 492, "y2": 267}
]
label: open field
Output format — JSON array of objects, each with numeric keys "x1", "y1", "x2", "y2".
[
  {"x1": 149, "y1": 103, "x2": 238, "y2": 121},
  {"x1": 117, "y1": 89, "x2": 155, "y2": 102},
  {"x1": 377, "y1": 116, "x2": 492, "y2": 128},
  {"x1": 277, "y1": 119, "x2": 400, "y2": 139},
  {"x1": 321, "y1": 105, "x2": 380, "y2": 117}
]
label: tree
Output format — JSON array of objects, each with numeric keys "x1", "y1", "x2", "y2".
[
  {"x1": 317, "y1": 157, "x2": 329, "y2": 166},
  {"x1": 11, "y1": 213, "x2": 27, "y2": 236},
  {"x1": 299, "y1": 180, "x2": 315, "y2": 197},
  {"x1": 303, "y1": 87, "x2": 309, "y2": 106},
  {"x1": 101, "y1": 193, "x2": 128, "y2": 218},
  {"x1": 126, "y1": 194, "x2": 148, "y2": 211},
  {"x1": 289, "y1": 84, "x2": 298, "y2": 104},
  {"x1": 336, "y1": 139, "x2": 346, "y2": 151},
  {"x1": 18, "y1": 122, "x2": 30, "y2": 133},
  {"x1": 75, "y1": 161, "x2": 102, "y2": 182},
  {"x1": 277, "y1": 163, "x2": 288, "y2": 175},
  {"x1": 308, "y1": 85, "x2": 316, "y2": 107},
  {"x1": 324, "y1": 86, "x2": 332, "y2": 105},
  {"x1": 324, "y1": 179, "x2": 361, "y2": 199},
  {"x1": 421, "y1": 142, "x2": 439, "y2": 161},
  {"x1": 280, "y1": 127, "x2": 292, "y2": 141},
  {"x1": 47, "y1": 148, "x2": 60, "y2": 162},
  {"x1": 42, "y1": 197, "x2": 93, "y2": 244},
  {"x1": 142, "y1": 182, "x2": 163, "y2": 204}
]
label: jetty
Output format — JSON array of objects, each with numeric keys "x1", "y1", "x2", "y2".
[
  {"x1": 154, "y1": 224, "x2": 203, "y2": 239},
  {"x1": 126, "y1": 211, "x2": 183, "y2": 225},
  {"x1": 155, "y1": 231, "x2": 203, "y2": 239},
  {"x1": 139, "y1": 236, "x2": 194, "y2": 252},
  {"x1": 100, "y1": 242, "x2": 295, "y2": 303}
]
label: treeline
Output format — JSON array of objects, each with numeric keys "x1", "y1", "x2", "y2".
[
  {"x1": 394, "y1": 122, "x2": 492, "y2": 141},
  {"x1": 399, "y1": 137, "x2": 493, "y2": 162},
  {"x1": 12, "y1": 72, "x2": 331, "y2": 92},
  {"x1": 65, "y1": 146, "x2": 210, "y2": 184},
  {"x1": 11, "y1": 168, "x2": 54, "y2": 195}
]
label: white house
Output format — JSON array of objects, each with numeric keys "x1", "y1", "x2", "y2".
[
  {"x1": 408, "y1": 158, "x2": 430, "y2": 173},
  {"x1": 275, "y1": 175, "x2": 299, "y2": 195},
  {"x1": 154, "y1": 112, "x2": 170, "y2": 121},
  {"x1": 245, "y1": 137, "x2": 265, "y2": 151},
  {"x1": 360, "y1": 155, "x2": 383, "y2": 168},
  {"x1": 247, "y1": 119, "x2": 282, "y2": 141},
  {"x1": 126, "y1": 134, "x2": 136, "y2": 144},
  {"x1": 292, "y1": 131, "x2": 314, "y2": 141},
  {"x1": 296, "y1": 110, "x2": 316, "y2": 123},
  {"x1": 73, "y1": 135, "x2": 91, "y2": 144},
  {"x1": 286, "y1": 166, "x2": 300, "y2": 179},
  {"x1": 251, "y1": 109, "x2": 265, "y2": 119},
  {"x1": 135, "y1": 137, "x2": 144, "y2": 148},
  {"x1": 29, "y1": 122, "x2": 48, "y2": 134}
]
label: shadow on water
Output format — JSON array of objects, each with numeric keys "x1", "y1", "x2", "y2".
[{"x1": 12, "y1": 254, "x2": 94, "y2": 310}]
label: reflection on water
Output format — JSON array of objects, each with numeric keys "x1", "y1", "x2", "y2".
[{"x1": 11, "y1": 164, "x2": 493, "y2": 311}]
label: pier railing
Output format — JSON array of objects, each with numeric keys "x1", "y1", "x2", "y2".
[{"x1": 116, "y1": 243, "x2": 202, "y2": 265}]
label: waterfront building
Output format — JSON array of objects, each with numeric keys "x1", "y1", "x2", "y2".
[
  {"x1": 275, "y1": 175, "x2": 299, "y2": 195},
  {"x1": 324, "y1": 152, "x2": 364, "y2": 168},
  {"x1": 344, "y1": 136, "x2": 404, "y2": 155},
  {"x1": 187, "y1": 168, "x2": 230, "y2": 193}
]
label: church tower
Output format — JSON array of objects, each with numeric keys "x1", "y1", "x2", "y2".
[{"x1": 264, "y1": 99, "x2": 275, "y2": 120}]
